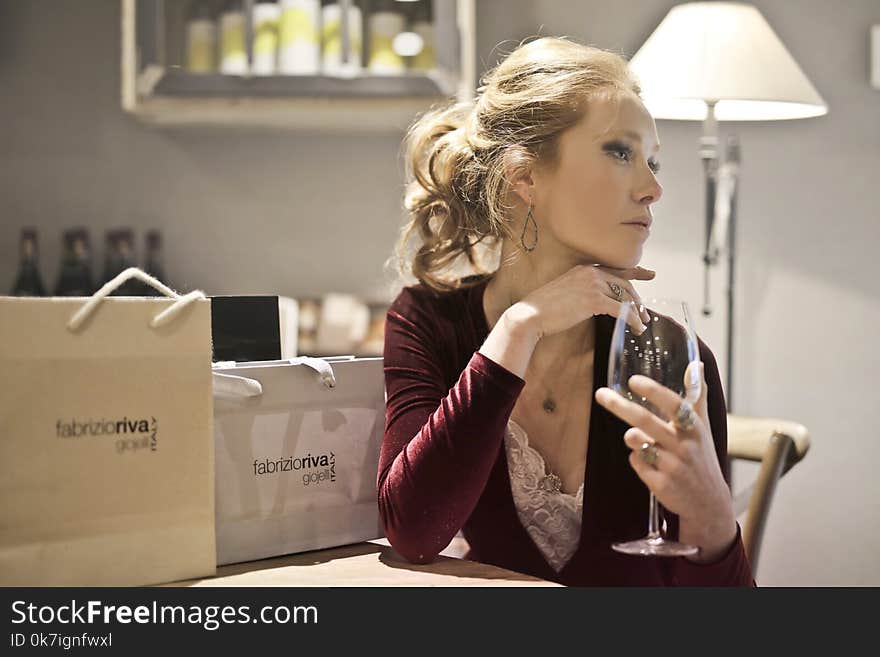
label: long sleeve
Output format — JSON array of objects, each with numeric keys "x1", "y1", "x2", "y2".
[
  {"x1": 377, "y1": 287, "x2": 526, "y2": 564},
  {"x1": 671, "y1": 341, "x2": 756, "y2": 586}
]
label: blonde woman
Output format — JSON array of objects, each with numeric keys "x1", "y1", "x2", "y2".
[{"x1": 378, "y1": 38, "x2": 753, "y2": 586}]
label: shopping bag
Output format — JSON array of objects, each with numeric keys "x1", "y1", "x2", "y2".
[
  {"x1": 0, "y1": 268, "x2": 216, "y2": 586},
  {"x1": 212, "y1": 355, "x2": 385, "y2": 565}
]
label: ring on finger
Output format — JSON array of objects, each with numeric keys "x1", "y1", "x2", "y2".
[
  {"x1": 674, "y1": 399, "x2": 697, "y2": 431},
  {"x1": 639, "y1": 441, "x2": 660, "y2": 469},
  {"x1": 608, "y1": 281, "x2": 624, "y2": 301}
]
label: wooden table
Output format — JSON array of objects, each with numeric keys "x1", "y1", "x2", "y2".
[{"x1": 166, "y1": 538, "x2": 560, "y2": 587}]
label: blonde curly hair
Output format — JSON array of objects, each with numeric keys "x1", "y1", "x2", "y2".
[{"x1": 389, "y1": 37, "x2": 641, "y2": 295}]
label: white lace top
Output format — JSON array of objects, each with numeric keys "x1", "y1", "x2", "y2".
[{"x1": 504, "y1": 418, "x2": 584, "y2": 572}]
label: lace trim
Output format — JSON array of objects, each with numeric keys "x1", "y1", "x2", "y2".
[{"x1": 504, "y1": 419, "x2": 583, "y2": 572}]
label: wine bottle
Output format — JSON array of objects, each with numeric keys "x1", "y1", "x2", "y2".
[
  {"x1": 10, "y1": 228, "x2": 47, "y2": 296},
  {"x1": 102, "y1": 229, "x2": 140, "y2": 295},
  {"x1": 53, "y1": 228, "x2": 95, "y2": 297}
]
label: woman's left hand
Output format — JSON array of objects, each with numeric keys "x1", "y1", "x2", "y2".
[{"x1": 594, "y1": 362, "x2": 737, "y2": 563}]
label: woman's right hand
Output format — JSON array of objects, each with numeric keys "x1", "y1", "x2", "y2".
[{"x1": 505, "y1": 264, "x2": 655, "y2": 340}]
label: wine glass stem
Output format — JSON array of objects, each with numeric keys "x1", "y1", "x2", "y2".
[{"x1": 648, "y1": 492, "x2": 661, "y2": 540}]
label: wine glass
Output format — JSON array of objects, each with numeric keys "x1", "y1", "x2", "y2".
[{"x1": 608, "y1": 298, "x2": 702, "y2": 557}]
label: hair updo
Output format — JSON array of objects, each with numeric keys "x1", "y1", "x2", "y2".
[{"x1": 389, "y1": 37, "x2": 641, "y2": 295}]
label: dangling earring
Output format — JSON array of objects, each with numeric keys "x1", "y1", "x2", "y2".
[{"x1": 520, "y1": 206, "x2": 538, "y2": 252}]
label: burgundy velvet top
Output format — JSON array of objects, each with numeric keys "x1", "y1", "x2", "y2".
[{"x1": 378, "y1": 274, "x2": 754, "y2": 586}]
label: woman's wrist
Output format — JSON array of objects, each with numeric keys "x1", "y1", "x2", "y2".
[
  {"x1": 478, "y1": 305, "x2": 541, "y2": 380},
  {"x1": 681, "y1": 513, "x2": 738, "y2": 564},
  {"x1": 502, "y1": 303, "x2": 543, "y2": 342}
]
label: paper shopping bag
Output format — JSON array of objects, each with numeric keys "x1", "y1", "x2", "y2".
[
  {"x1": 212, "y1": 356, "x2": 385, "y2": 565},
  {"x1": 0, "y1": 268, "x2": 216, "y2": 586}
]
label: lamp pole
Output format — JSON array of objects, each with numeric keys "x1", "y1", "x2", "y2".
[
  {"x1": 724, "y1": 136, "x2": 740, "y2": 414},
  {"x1": 700, "y1": 101, "x2": 738, "y2": 413},
  {"x1": 700, "y1": 101, "x2": 719, "y2": 319}
]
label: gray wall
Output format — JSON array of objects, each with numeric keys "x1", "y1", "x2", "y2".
[{"x1": 2, "y1": 0, "x2": 878, "y2": 584}]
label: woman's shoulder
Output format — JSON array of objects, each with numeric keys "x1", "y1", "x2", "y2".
[
  {"x1": 386, "y1": 275, "x2": 491, "y2": 357},
  {"x1": 387, "y1": 282, "x2": 438, "y2": 318},
  {"x1": 389, "y1": 273, "x2": 491, "y2": 317}
]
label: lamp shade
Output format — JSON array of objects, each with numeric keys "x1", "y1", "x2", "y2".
[{"x1": 629, "y1": 2, "x2": 828, "y2": 120}]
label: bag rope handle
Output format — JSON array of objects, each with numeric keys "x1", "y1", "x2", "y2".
[
  {"x1": 67, "y1": 267, "x2": 206, "y2": 332},
  {"x1": 211, "y1": 357, "x2": 337, "y2": 399}
]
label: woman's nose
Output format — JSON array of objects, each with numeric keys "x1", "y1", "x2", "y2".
[{"x1": 635, "y1": 173, "x2": 663, "y2": 206}]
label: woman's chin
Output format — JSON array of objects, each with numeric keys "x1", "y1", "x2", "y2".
[
  {"x1": 588, "y1": 254, "x2": 642, "y2": 270},
  {"x1": 568, "y1": 242, "x2": 642, "y2": 270}
]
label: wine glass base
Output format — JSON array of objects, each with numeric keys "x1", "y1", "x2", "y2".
[{"x1": 612, "y1": 536, "x2": 699, "y2": 557}]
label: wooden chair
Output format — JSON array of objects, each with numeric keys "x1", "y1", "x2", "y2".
[{"x1": 727, "y1": 415, "x2": 810, "y2": 577}]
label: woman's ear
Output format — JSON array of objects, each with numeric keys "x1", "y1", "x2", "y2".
[
  {"x1": 503, "y1": 148, "x2": 536, "y2": 208},
  {"x1": 510, "y1": 173, "x2": 535, "y2": 208}
]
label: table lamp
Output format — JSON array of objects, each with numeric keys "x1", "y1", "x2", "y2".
[{"x1": 628, "y1": 1, "x2": 828, "y2": 410}]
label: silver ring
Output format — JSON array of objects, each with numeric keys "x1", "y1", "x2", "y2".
[
  {"x1": 674, "y1": 399, "x2": 697, "y2": 431},
  {"x1": 608, "y1": 282, "x2": 623, "y2": 301},
  {"x1": 640, "y1": 442, "x2": 660, "y2": 469}
]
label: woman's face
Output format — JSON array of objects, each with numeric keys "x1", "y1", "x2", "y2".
[{"x1": 530, "y1": 91, "x2": 663, "y2": 269}]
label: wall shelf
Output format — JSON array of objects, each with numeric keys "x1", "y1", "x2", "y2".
[
  {"x1": 152, "y1": 69, "x2": 451, "y2": 97},
  {"x1": 121, "y1": 0, "x2": 476, "y2": 132}
]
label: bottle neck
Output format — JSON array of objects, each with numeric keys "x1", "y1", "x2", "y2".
[
  {"x1": 20, "y1": 239, "x2": 38, "y2": 265},
  {"x1": 63, "y1": 239, "x2": 91, "y2": 268},
  {"x1": 145, "y1": 243, "x2": 163, "y2": 266}
]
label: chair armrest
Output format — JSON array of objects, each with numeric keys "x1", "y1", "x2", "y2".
[{"x1": 728, "y1": 414, "x2": 810, "y2": 473}]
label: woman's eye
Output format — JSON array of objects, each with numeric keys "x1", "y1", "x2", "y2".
[{"x1": 606, "y1": 143, "x2": 659, "y2": 173}]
